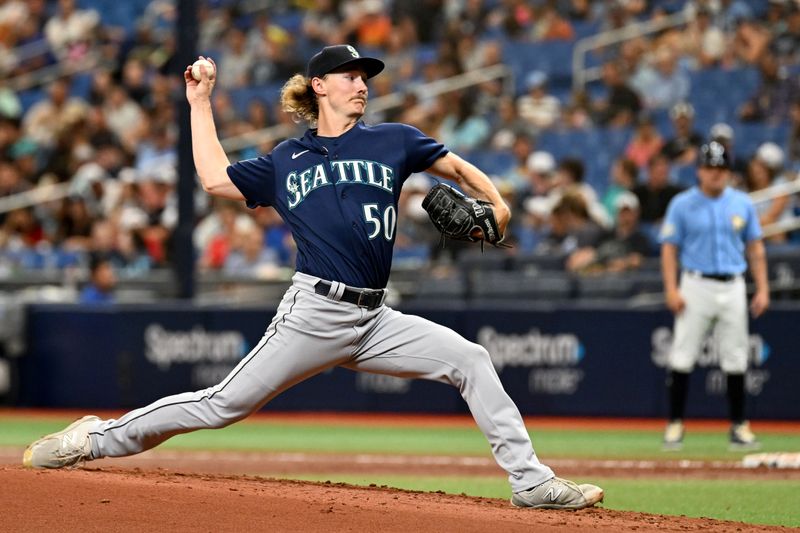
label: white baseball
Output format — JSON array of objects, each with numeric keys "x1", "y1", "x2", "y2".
[{"x1": 191, "y1": 59, "x2": 215, "y2": 81}]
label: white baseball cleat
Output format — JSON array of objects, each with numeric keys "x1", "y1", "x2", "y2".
[
  {"x1": 662, "y1": 420, "x2": 684, "y2": 451},
  {"x1": 22, "y1": 415, "x2": 100, "y2": 469},
  {"x1": 511, "y1": 477, "x2": 604, "y2": 510},
  {"x1": 729, "y1": 421, "x2": 761, "y2": 451}
]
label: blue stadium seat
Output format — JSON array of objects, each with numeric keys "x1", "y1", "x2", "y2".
[
  {"x1": 502, "y1": 41, "x2": 576, "y2": 95},
  {"x1": 575, "y1": 274, "x2": 636, "y2": 300}
]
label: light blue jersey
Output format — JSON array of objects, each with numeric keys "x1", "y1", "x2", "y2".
[{"x1": 659, "y1": 186, "x2": 762, "y2": 274}]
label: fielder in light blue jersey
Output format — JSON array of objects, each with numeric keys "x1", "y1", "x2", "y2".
[{"x1": 659, "y1": 141, "x2": 770, "y2": 451}]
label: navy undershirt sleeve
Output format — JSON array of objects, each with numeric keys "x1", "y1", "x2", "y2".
[
  {"x1": 402, "y1": 124, "x2": 449, "y2": 174},
  {"x1": 226, "y1": 155, "x2": 276, "y2": 209}
]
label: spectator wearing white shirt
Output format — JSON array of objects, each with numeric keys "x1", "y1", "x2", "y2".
[
  {"x1": 517, "y1": 71, "x2": 561, "y2": 130},
  {"x1": 43, "y1": 0, "x2": 100, "y2": 62}
]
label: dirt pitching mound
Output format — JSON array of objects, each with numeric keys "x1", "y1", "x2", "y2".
[{"x1": 1, "y1": 466, "x2": 789, "y2": 533}]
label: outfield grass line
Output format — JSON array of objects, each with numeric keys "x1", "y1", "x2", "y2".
[{"x1": 2, "y1": 409, "x2": 799, "y2": 432}]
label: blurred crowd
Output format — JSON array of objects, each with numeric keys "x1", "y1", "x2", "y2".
[{"x1": 0, "y1": 0, "x2": 799, "y2": 298}]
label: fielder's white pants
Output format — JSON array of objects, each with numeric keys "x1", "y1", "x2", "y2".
[
  {"x1": 669, "y1": 272, "x2": 748, "y2": 374},
  {"x1": 88, "y1": 272, "x2": 554, "y2": 492}
]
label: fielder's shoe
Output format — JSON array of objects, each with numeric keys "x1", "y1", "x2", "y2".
[
  {"x1": 729, "y1": 421, "x2": 761, "y2": 451},
  {"x1": 22, "y1": 415, "x2": 99, "y2": 469},
  {"x1": 662, "y1": 420, "x2": 684, "y2": 451},
  {"x1": 511, "y1": 477, "x2": 604, "y2": 510}
]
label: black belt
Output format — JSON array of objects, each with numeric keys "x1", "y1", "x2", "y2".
[
  {"x1": 687, "y1": 271, "x2": 736, "y2": 282},
  {"x1": 314, "y1": 281, "x2": 386, "y2": 310}
]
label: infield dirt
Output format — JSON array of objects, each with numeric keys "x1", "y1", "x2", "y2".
[{"x1": 1, "y1": 453, "x2": 797, "y2": 533}]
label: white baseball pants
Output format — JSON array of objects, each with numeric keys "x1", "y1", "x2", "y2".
[
  {"x1": 669, "y1": 272, "x2": 748, "y2": 374},
  {"x1": 88, "y1": 272, "x2": 554, "y2": 492}
]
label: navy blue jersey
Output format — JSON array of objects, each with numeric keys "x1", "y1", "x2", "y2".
[{"x1": 227, "y1": 121, "x2": 448, "y2": 288}]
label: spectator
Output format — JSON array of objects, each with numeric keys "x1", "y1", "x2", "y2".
[
  {"x1": 342, "y1": 0, "x2": 393, "y2": 49},
  {"x1": 79, "y1": 254, "x2": 117, "y2": 304},
  {"x1": 102, "y1": 86, "x2": 146, "y2": 154},
  {"x1": 88, "y1": 219, "x2": 126, "y2": 267},
  {"x1": 55, "y1": 196, "x2": 94, "y2": 250},
  {"x1": 745, "y1": 142, "x2": 794, "y2": 242},
  {"x1": 730, "y1": 17, "x2": 771, "y2": 66},
  {"x1": 0, "y1": 83, "x2": 22, "y2": 120},
  {"x1": 502, "y1": 134, "x2": 537, "y2": 193},
  {"x1": 541, "y1": 191, "x2": 607, "y2": 272},
  {"x1": 438, "y1": 90, "x2": 490, "y2": 153},
  {"x1": 739, "y1": 53, "x2": 800, "y2": 123},
  {"x1": 303, "y1": 0, "x2": 344, "y2": 48},
  {"x1": 252, "y1": 206, "x2": 294, "y2": 267},
  {"x1": 661, "y1": 102, "x2": 703, "y2": 164},
  {"x1": 593, "y1": 61, "x2": 642, "y2": 127},
  {"x1": 22, "y1": 78, "x2": 88, "y2": 148},
  {"x1": 633, "y1": 153, "x2": 683, "y2": 224},
  {"x1": 602, "y1": 157, "x2": 639, "y2": 222},
  {"x1": 224, "y1": 225, "x2": 280, "y2": 279},
  {"x1": 569, "y1": 191, "x2": 653, "y2": 273},
  {"x1": 517, "y1": 71, "x2": 561, "y2": 130},
  {"x1": 135, "y1": 124, "x2": 177, "y2": 178},
  {"x1": 682, "y1": 6, "x2": 727, "y2": 68},
  {"x1": 553, "y1": 158, "x2": 611, "y2": 229},
  {"x1": 625, "y1": 116, "x2": 664, "y2": 168},
  {"x1": 715, "y1": 0, "x2": 754, "y2": 33},
  {"x1": 596, "y1": 192, "x2": 654, "y2": 272},
  {"x1": 196, "y1": 200, "x2": 255, "y2": 270},
  {"x1": 524, "y1": 150, "x2": 557, "y2": 199},
  {"x1": 217, "y1": 27, "x2": 257, "y2": 89},
  {"x1": 530, "y1": 0, "x2": 575, "y2": 41},
  {"x1": 43, "y1": 0, "x2": 100, "y2": 62},
  {"x1": 630, "y1": 46, "x2": 690, "y2": 112},
  {"x1": 120, "y1": 58, "x2": 151, "y2": 107},
  {"x1": 770, "y1": 4, "x2": 800, "y2": 66}
]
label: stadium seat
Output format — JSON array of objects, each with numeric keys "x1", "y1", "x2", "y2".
[
  {"x1": 470, "y1": 271, "x2": 573, "y2": 301},
  {"x1": 409, "y1": 275, "x2": 467, "y2": 303},
  {"x1": 457, "y1": 249, "x2": 509, "y2": 274},
  {"x1": 512, "y1": 252, "x2": 567, "y2": 273},
  {"x1": 575, "y1": 274, "x2": 636, "y2": 299}
]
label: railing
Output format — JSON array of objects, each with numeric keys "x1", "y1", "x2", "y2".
[
  {"x1": 571, "y1": 10, "x2": 690, "y2": 91},
  {"x1": 750, "y1": 178, "x2": 800, "y2": 238},
  {"x1": 0, "y1": 182, "x2": 72, "y2": 215}
]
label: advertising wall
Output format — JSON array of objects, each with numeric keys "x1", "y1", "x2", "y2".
[{"x1": 17, "y1": 303, "x2": 800, "y2": 419}]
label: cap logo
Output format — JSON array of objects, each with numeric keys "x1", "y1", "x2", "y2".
[{"x1": 346, "y1": 45, "x2": 359, "y2": 58}]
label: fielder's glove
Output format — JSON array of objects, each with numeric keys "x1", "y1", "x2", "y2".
[{"x1": 421, "y1": 183, "x2": 509, "y2": 248}]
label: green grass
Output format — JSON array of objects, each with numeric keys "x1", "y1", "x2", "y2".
[
  {"x1": 3, "y1": 415, "x2": 799, "y2": 526},
  {"x1": 3, "y1": 417, "x2": 797, "y2": 461}
]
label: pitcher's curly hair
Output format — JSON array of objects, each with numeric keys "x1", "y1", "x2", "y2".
[{"x1": 280, "y1": 74, "x2": 318, "y2": 124}]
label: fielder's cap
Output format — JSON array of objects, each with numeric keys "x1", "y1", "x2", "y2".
[
  {"x1": 306, "y1": 45, "x2": 384, "y2": 80},
  {"x1": 614, "y1": 191, "x2": 640, "y2": 212},
  {"x1": 526, "y1": 151, "x2": 556, "y2": 174},
  {"x1": 699, "y1": 141, "x2": 731, "y2": 169},
  {"x1": 710, "y1": 122, "x2": 734, "y2": 141},
  {"x1": 756, "y1": 142, "x2": 785, "y2": 170}
]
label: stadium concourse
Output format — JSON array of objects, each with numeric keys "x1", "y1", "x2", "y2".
[{"x1": 0, "y1": 0, "x2": 799, "y2": 304}]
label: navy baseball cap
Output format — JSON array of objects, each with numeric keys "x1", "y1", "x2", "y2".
[
  {"x1": 699, "y1": 141, "x2": 731, "y2": 169},
  {"x1": 306, "y1": 45, "x2": 384, "y2": 80}
]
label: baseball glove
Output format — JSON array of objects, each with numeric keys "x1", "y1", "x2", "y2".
[{"x1": 421, "y1": 183, "x2": 509, "y2": 248}]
